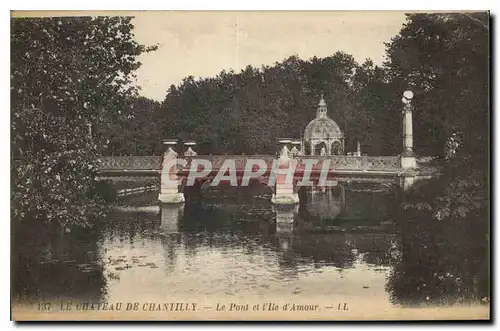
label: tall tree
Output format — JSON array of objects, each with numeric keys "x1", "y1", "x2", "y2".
[
  {"x1": 11, "y1": 16, "x2": 156, "y2": 229},
  {"x1": 105, "y1": 97, "x2": 162, "y2": 156},
  {"x1": 151, "y1": 52, "x2": 391, "y2": 156},
  {"x1": 384, "y1": 13, "x2": 489, "y2": 159},
  {"x1": 386, "y1": 13, "x2": 490, "y2": 305}
]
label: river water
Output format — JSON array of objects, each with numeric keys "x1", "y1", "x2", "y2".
[{"x1": 12, "y1": 184, "x2": 489, "y2": 315}]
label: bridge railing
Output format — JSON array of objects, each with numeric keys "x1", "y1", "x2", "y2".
[
  {"x1": 98, "y1": 155, "x2": 402, "y2": 172},
  {"x1": 98, "y1": 156, "x2": 162, "y2": 170},
  {"x1": 187, "y1": 155, "x2": 276, "y2": 170},
  {"x1": 306, "y1": 156, "x2": 401, "y2": 171},
  {"x1": 183, "y1": 155, "x2": 401, "y2": 171}
]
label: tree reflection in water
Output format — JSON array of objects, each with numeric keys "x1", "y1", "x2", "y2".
[
  {"x1": 11, "y1": 182, "x2": 488, "y2": 307},
  {"x1": 11, "y1": 219, "x2": 107, "y2": 304},
  {"x1": 386, "y1": 194, "x2": 489, "y2": 306}
]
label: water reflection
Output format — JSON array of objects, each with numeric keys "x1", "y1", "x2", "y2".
[
  {"x1": 11, "y1": 184, "x2": 488, "y2": 308},
  {"x1": 273, "y1": 204, "x2": 296, "y2": 234},
  {"x1": 160, "y1": 204, "x2": 183, "y2": 234},
  {"x1": 308, "y1": 186, "x2": 344, "y2": 219},
  {"x1": 11, "y1": 222, "x2": 106, "y2": 303},
  {"x1": 386, "y1": 209, "x2": 489, "y2": 307}
]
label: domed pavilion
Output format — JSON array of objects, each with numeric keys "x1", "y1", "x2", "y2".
[{"x1": 302, "y1": 96, "x2": 344, "y2": 155}]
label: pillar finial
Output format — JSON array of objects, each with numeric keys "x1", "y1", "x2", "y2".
[
  {"x1": 402, "y1": 90, "x2": 414, "y2": 104},
  {"x1": 318, "y1": 94, "x2": 327, "y2": 107}
]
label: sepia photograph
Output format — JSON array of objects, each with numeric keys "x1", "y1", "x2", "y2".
[{"x1": 10, "y1": 10, "x2": 490, "y2": 321}]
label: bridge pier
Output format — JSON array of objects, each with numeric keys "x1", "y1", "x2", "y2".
[
  {"x1": 399, "y1": 157, "x2": 417, "y2": 191},
  {"x1": 400, "y1": 155, "x2": 417, "y2": 170},
  {"x1": 158, "y1": 141, "x2": 185, "y2": 204},
  {"x1": 271, "y1": 145, "x2": 300, "y2": 205},
  {"x1": 401, "y1": 175, "x2": 416, "y2": 191},
  {"x1": 271, "y1": 182, "x2": 299, "y2": 204}
]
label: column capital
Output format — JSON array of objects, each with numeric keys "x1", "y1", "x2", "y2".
[{"x1": 402, "y1": 102, "x2": 414, "y2": 114}]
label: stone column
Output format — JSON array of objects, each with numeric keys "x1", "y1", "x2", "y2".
[
  {"x1": 403, "y1": 104, "x2": 414, "y2": 155},
  {"x1": 158, "y1": 140, "x2": 186, "y2": 203},
  {"x1": 400, "y1": 92, "x2": 417, "y2": 170}
]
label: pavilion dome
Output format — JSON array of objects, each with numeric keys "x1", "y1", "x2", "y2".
[
  {"x1": 303, "y1": 97, "x2": 343, "y2": 140},
  {"x1": 303, "y1": 117, "x2": 343, "y2": 140}
]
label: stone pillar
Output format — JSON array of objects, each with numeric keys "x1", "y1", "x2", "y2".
[
  {"x1": 291, "y1": 140, "x2": 302, "y2": 156},
  {"x1": 158, "y1": 140, "x2": 185, "y2": 203},
  {"x1": 400, "y1": 175, "x2": 416, "y2": 191},
  {"x1": 400, "y1": 91, "x2": 417, "y2": 170},
  {"x1": 403, "y1": 106, "x2": 413, "y2": 154},
  {"x1": 271, "y1": 146, "x2": 299, "y2": 204},
  {"x1": 290, "y1": 146, "x2": 300, "y2": 157}
]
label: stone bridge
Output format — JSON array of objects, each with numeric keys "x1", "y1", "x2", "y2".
[
  {"x1": 97, "y1": 91, "x2": 441, "y2": 205},
  {"x1": 98, "y1": 154, "x2": 438, "y2": 176},
  {"x1": 97, "y1": 153, "x2": 441, "y2": 204}
]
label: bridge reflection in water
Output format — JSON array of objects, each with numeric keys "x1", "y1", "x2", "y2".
[
  {"x1": 307, "y1": 186, "x2": 345, "y2": 219},
  {"x1": 160, "y1": 204, "x2": 183, "y2": 234},
  {"x1": 11, "y1": 186, "x2": 488, "y2": 309},
  {"x1": 157, "y1": 182, "x2": 391, "y2": 237}
]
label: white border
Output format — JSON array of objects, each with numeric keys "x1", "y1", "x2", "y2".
[
  {"x1": 5, "y1": 1, "x2": 499, "y2": 10},
  {"x1": 2, "y1": 1, "x2": 497, "y2": 330}
]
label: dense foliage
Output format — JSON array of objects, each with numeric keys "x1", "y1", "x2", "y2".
[
  {"x1": 12, "y1": 13, "x2": 489, "y2": 259},
  {"x1": 385, "y1": 13, "x2": 489, "y2": 305},
  {"x1": 392, "y1": 13, "x2": 489, "y2": 236},
  {"x1": 385, "y1": 13, "x2": 489, "y2": 160},
  {"x1": 11, "y1": 12, "x2": 489, "y2": 305},
  {"x1": 106, "y1": 53, "x2": 399, "y2": 156},
  {"x1": 11, "y1": 16, "x2": 155, "y2": 230},
  {"x1": 105, "y1": 14, "x2": 488, "y2": 164},
  {"x1": 106, "y1": 97, "x2": 162, "y2": 155}
]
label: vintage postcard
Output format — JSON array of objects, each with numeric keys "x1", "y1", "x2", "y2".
[{"x1": 10, "y1": 10, "x2": 490, "y2": 321}]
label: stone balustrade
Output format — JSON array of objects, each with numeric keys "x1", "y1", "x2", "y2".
[
  {"x1": 98, "y1": 155, "x2": 402, "y2": 172},
  {"x1": 98, "y1": 156, "x2": 162, "y2": 170}
]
